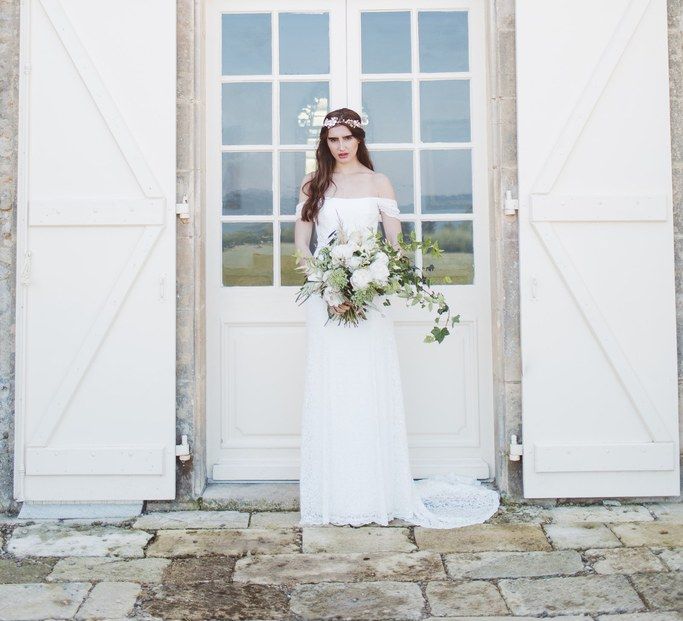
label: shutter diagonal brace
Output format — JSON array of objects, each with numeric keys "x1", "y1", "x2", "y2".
[
  {"x1": 526, "y1": 0, "x2": 671, "y2": 443},
  {"x1": 29, "y1": 0, "x2": 166, "y2": 447}
]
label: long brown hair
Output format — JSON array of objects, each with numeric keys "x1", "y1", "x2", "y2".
[{"x1": 300, "y1": 107, "x2": 374, "y2": 222}]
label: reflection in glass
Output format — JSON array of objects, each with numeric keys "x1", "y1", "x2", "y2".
[
  {"x1": 362, "y1": 82, "x2": 412, "y2": 143},
  {"x1": 280, "y1": 13, "x2": 329, "y2": 74},
  {"x1": 420, "y1": 80, "x2": 470, "y2": 142},
  {"x1": 361, "y1": 11, "x2": 411, "y2": 74},
  {"x1": 421, "y1": 221, "x2": 473, "y2": 284},
  {"x1": 222, "y1": 223, "x2": 273, "y2": 286},
  {"x1": 280, "y1": 222, "x2": 316, "y2": 286},
  {"x1": 418, "y1": 11, "x2": 469, "y2": 73},
  {"x1": 421, "y1": 150, "x2": 472, "y2": 214},
  {"x1": 280, "y1": 83, "x2": 329, "y2": 145},
  {"x1": 222, "y1": 13, "x2": 271, "y2": 75},
  {"x1": 222, "y1": 152, "x2": 272, "y2": 215},
  {"x1": 370, "y1": 151, "x2": 414, "y2": 213},
  {"x1": 222, "y1": 83, "x2": 271, "y2": 145},
  {"x1": 280, "y1": 152, "x2": 316, "y2": 215}
]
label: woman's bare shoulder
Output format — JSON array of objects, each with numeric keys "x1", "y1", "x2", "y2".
[{"x1": 372, "y1": 171, "x2": 396, "y2": 198}]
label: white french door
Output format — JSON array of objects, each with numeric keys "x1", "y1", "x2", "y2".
[{"x1": 205, "y1": 0, "x2": 494, "y2": 481}]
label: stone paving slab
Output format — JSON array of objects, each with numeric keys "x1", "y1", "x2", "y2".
[
  {"x1": 584, "y1": 547, "x2": 667, "y2": 574},
  {"x1": 0, "y1": 557, "x2": 55, "y2": 583},
  {"x1": 249, "y1": 511, "x2": 302, "y2": 528},
  {"x1": 426, "y1": 580, "x2": 509, "y2": 616},
  {"x1": 146, "y1": 527, "x2": 299, "y2": 557},
  {"x1": 654, "y1": 547, "x2": 683, "y2": 571},
  {"x1": 0, "y1": 582, "x2": 91, "y2": 620},
  {"x1": 645, "y1": 503, "x2": 683, "y2": 522},
  {"x1": 629, "y1": 572, "x2": 683, "y2": 611},
  {"x1": 302, "y1": 526, "x2": 415, "y2": 553},
  {"x1": 497, "y1": 574, "x2": 645, "y2": 615},
  {"x1": 487, "y1": 505, "x2": 549, "y2": 524},
  {"x1": 48, "y1": 557, "x2": 170, "y2": 583},
  {"x1": 415, "y1": 523, "x2": 551, "y2": 552},
  {"x1": 290, "y1": 581, "x2": 424, "y2": 620},
  {"x1": 542, "y1": 505, "x2": 654, "y2": 523},
  {"x1": 7, "y1": 524, "x2": 152, "y2": 558},
  {"x1": 75, "y1": 581, "x2": 140, "y2": 620},
  {"x1": 162, "y1": 557, "x2": 236, "y2": 584},
  {"x1": 444, "y1": 549, "x2": 584, "y2": 579},
  {"x1": 133, "y1": 510, "x2": 249, "y2": 530},
  {"x1": 598, "y1": 613, "x2": 683, "y2": 621},
  {"x1": 426, "y1": 617, "x2": 592, "y2": 621},
  {"x1": 234, "y1": 551, "x2": 446, "y2": 585},
  {"x1": 610, "y1": 522, "x2": 683, "y2": 547},
  {"x1": 544, "y1": 523, "x2": 623, "y2": 549},
  {"x1": 140, "y1": 582, "x2": 290, "y2": 620}
]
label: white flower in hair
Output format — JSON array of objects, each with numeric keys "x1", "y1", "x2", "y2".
[{"x1": 322, "y1": 115, "x2": 368, "y2": 129}]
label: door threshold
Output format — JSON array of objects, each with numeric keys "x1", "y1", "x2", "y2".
[{"x1": 201, "y1": 481, "x2": 300, "y2": 511}]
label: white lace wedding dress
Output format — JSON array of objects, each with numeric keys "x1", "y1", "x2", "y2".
[{"x1": 295, "y1": 195, "x2": 500, "y2": 528}]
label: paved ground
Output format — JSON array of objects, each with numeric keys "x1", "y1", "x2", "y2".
[{"x1": 0, "y1": 502, "x2": 681, "y2": 620}]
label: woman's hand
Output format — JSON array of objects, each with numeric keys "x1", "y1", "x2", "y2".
[{"x1": 330, "y1": 302, "x2": 351, "y2": 315}]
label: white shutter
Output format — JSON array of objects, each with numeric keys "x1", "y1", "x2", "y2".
[
  {"x1": 15, "y1": 0, "x2": 176, "y2": 501},
  {"x1": 516, "y1": 0, "x2": 680, "y2": 498}
]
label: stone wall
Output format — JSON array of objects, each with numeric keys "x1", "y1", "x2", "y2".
[
  {"x1": 0, "y1": 0, "x2": 19, "y2": 513},
  {"x1": 490, "y1": 0, "x2": 523, "y2": 500}
]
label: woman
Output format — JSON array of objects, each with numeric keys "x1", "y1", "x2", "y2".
[{"x1": 294, "y1": 108, "x2": 499, "y2": 528}]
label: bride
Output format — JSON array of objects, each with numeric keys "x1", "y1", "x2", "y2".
[{"x1": 293, "y1": 107, "x2": 499, "y2": 528}]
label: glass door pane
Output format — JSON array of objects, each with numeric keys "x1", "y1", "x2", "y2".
[{"x1": 220, "y1": 8, "x2": 339, "y2": 287}]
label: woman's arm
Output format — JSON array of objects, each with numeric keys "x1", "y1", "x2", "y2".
[
  {"x1": 374, "y1": 173, "x2": 402, "y2": 252},
  {"x1": 294, "y1": 173, "x2": 314, "y2": 270}
]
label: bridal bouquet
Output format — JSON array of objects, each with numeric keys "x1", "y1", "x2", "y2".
[{"x1": 294, "y1": 218, "x2": 460, "y2": 343}]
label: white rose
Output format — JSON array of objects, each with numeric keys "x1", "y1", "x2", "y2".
[
  {"x1": 350, "y1": 268, "x2": 373, "y2": 291},
  {"x1": 369, "y1": 260, "x2": 390, "y2": 284},
  {"x1": 323, "y1": 287, "x2": 345, "y2": 306},
  {"x1": 331, "y1": 243, "x2": 354, "y2": 264},
  {"x1": 373, "y1": 251, "x2": 389, "y2": 265},
  {"x1": 347, "y1": 255, "x2": 363, "y2": 270}
]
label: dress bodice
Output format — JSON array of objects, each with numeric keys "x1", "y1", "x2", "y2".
[{"x1": 295, "y1": 196, "x2": 400, "y2": 255}]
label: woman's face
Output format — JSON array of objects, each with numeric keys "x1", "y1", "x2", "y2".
[{"x1": 326, "y1": 124, "x2": 359, "y2": 164}]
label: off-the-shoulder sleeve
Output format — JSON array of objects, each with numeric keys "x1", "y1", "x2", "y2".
[
  {"x1": 294, "y1": 201, "x2": 305, "y2": 219},
  {"x1": 377, "y1": 197, "x2": 400, "y2": 219}
]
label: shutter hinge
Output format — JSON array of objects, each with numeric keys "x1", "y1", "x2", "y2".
[
  {"x1": 175, "y1": 194, "x2": 190, "y2": 223},
  {"x1": 175, "y1": 434, "x2": 191, "y2": 462},
  {"x1": 504, "y1": 190, "x2": 519, "y2": 215},
  {"x1": 509, "y1": 434, "x2": 523, "y2": 461}
]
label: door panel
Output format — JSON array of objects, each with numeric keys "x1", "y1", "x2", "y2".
[
  {"x1": 206, "y1": 0, "x2": 494, "y2": 480},
  {"x1": 16, "y1": 0, "x2": 177, "y2": 501},
  {"x1": 517, "y1": 0, "x2": 680, "y2": 498}
]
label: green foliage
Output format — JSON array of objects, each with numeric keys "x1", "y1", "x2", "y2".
[{"x1": 294, "y1": 225, "x2": 462, "y2": 343}]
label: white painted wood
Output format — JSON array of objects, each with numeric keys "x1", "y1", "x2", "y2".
[
  {"x1": 517, "y1": 0, "x2": 680, "y2": 498},
  {"x1": 206, "y1": 0, "x2": 495, "y2": 481},
  {"x1": 30, "y1": 199, "x2": 166, "y2": 226},
  {"x1": 15, "y1": 0, "x2": 176, "y2": 501},
  {"x1": 530, "y1": 195, "x2": 667, "y2": 222},
  {"x1": 25, "y1": 447, "x2": 165, "y2": 476},
  {"x1": 534, "y1": 442, "x2": 676, "y2": 473}
]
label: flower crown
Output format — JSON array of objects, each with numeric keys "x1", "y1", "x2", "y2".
[{"x1": 323, "y1": 116, "x2": 368, "y2": 129}]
